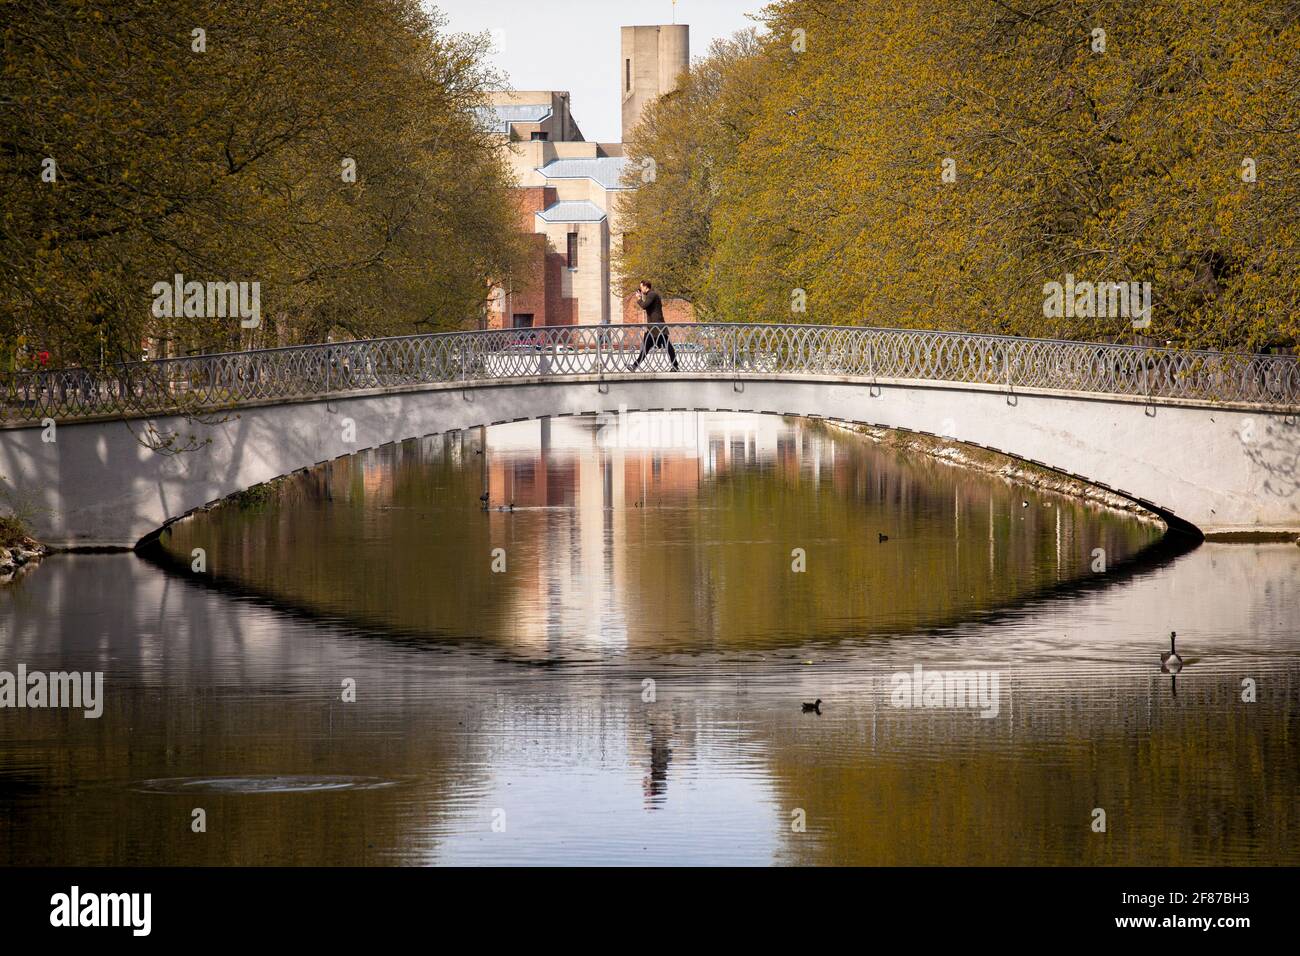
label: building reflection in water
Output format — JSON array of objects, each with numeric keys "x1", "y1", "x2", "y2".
[
  {"x1": 478, "y1": 412, "x2": 798, "y2": 805},
  {"x1": 28, "y1": 411, "x2": 1292, "y2": 864},
  {"x1": 479, "y1": 412, "x2": 797, "y2": 656},
  {"x1": 161, "y1": 410, "x2": 1160, "y2": 666},
  {"x1": 153, "y1": 411, "x2": 1171, "y2": 825}
]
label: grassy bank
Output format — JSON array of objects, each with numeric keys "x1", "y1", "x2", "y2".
[{"x1": 0, "y1": 513, "x2": 31, "y2": 549}]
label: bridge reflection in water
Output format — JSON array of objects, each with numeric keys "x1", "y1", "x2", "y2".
[
  {"x1": 2, "y1": 416, "x2": 1300, "y2": 863},
  {"x1": 155, "y1": 413, "x2": 1167, "y2": 653},
  {"x1": 2, "y1": 412, "x2": 1296, "y2": 865}
]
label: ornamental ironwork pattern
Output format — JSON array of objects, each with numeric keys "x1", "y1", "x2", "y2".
[{"x1": 4, "y1": 324, "x2": 1297, "y2": 423}]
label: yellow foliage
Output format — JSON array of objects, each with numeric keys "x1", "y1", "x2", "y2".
[
  {"x1": 618, "y1": 0, "x2": 1299, "y2": 352},
  {"x1": 1, "y1": 0, "x2": 527, "y2": 368}
]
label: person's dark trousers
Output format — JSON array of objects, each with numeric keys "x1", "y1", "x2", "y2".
[{"x1": 630, "y1": 324, "x2": 679, "y2": 371}]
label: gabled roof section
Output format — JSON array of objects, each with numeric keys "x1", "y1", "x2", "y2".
[
  {"x1": 536, "y1": 200, "x2": 607, "y2": 223},
  {"x1": 474, "y1": 104, "x2": 553, "y2": 134},
  {"x1": 536, "y1": 157, "x2": 633, "y2": 190}
]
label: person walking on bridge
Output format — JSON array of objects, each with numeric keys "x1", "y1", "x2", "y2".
[{"x1": 629, "y1": 280, "x2": 679, "y2": 372}]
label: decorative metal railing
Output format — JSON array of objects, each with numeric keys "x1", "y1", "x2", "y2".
[{"x1": 3, "y1": 324, "x2": 1297, "y2": 424}]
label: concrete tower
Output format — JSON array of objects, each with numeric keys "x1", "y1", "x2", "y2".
[{"x1": 620, "y1": 24, "x2": 689, "y2": 141}]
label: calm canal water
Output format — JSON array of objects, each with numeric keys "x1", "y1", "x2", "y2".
[{"x1": 1, "y1": 413, "x2": 1296, "y2": 865}]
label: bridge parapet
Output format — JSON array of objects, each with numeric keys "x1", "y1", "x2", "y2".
[{"x1": 3, "y1": 324, "x2": 1298, "y2": 425}]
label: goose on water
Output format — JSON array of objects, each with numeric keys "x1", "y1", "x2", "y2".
[{"x1": 1161, "y1": 631, "x2": 1183, "y2": 674}]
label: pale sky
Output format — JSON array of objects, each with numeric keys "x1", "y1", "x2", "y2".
[{"x1": 428, "y1": 0, "x2": 764, "y2": 143}]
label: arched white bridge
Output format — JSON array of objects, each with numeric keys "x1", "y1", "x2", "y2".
[{"x1": 1, "y1": 323, "x2": 1297, "y2": 548}]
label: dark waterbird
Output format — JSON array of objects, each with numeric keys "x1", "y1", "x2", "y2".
[
  {"x1": 801, "y1": 698, "x2": 822, "y2": 714},
  {"x1": 1161, "y1": 631, "x2": 1183, "y2": 674},
  {"x1": 878, "y1": 532, "x2": 889, "y2": 542}
]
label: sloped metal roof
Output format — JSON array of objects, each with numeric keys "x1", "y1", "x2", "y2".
[
  {"x1": 536, "y1": 156, "x2": 633, "y2": 189},
  {"x1": 536, "y1": 200, "x2": 607, "y2": 223},
  {"x1": 474, "y1": 104, "x2": 552, "y2": 134}
]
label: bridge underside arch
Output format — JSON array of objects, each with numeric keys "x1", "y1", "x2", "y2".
[{"x1": 1, "y1": 375, "x2": 1295, "y2": 547}]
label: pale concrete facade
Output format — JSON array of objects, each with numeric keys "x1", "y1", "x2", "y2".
[
  {"x1": 621, "y1": 25, "x2": 690, "y2": 141},
  {"x1": 482, "y1": 93, "x2": 631, "y2": 327},
  {"x1": 479, "y1": 90, "x2": 585, "y2": 143},
  {"x1": 480, "y1": 23, "x2": 690, "y2": 329}
]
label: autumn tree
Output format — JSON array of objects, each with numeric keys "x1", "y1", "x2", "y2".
[
  {"x1": 617, "y1": 1, "x2": 1299, "y2": 351},
  {"x1": 615, "y1": 29, "x2": 765, "y2": 311},
  {"x1": 0, "y1": 0, "x2": 527, "y2": 369}
]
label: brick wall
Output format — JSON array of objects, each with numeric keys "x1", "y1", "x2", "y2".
[
  {"x1": 513, "y1": 186, "x2": 557, "y2": 227},
  {"x1": 489, "y1": 187, "x2": 579, "y2": 328}
]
